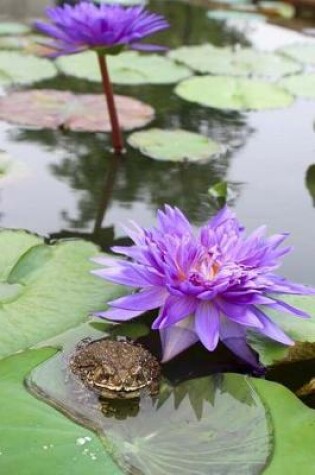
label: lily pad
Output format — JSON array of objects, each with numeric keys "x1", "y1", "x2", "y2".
[
  {"x1": 0, "y1": 22, "x2": 31, "y2": 36},
  {"x1": 0, "y1": 230, "x2": 123, "y2": 359},
  {"x1": 248, "y1": 295, "x2": 315, "y2": 366},
  {"x1": 0, "y1": 90, "x2": 155, "y2": 132},
  {"x1": 0, "y1": 51, "x2": 57, "y2": 85},
  {"x1": 251, "y1": 378, "x2": 315, "y2": 475},
  {"x1": 127, "y1": 129, "x2": 222, "y2": 162},
  {"x1": 0, "y1": 35, "x2": 56, "y2": 57},
  {"x1": 279, "y1": 73, "x2": 315, "y2": 99},
  {"x1": 168, "y1": 45, "x2": 301, "y2": 79},
  {"x1": 0, "y1": 349, "x2": 123, "y2": 475},
  {"x1": 30, "y1": 350, "x2": 272, "y2": 475},
  {"x1": 207, "y1": 9, "x2": 266, "y2": 22},
  {"x1": 279, "y1": 43, "x2": 315, "y2": 65},
  {"x1": 175, "y1": 76, "x2": 294, "y2": 111},
  {"x1": 57, "y1": 51, "x2": 192, "y2": 85}
]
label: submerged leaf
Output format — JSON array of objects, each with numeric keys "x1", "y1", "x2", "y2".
[
  {"x1": 57, "y1": 51, "x2": 192, "y2": 85},
  {"x1": 0, "y1": 51, "x2": 57, "y2": 84},
  {"x1": 30, "y1": 351, "x2": 272, "y2": 475},
  {"x1": 0, "y1": 90, "x2": 155, "y2": 132},
  {"x1": 128, "y1": 128, "x2": 222, "y2": 162},
  {"x1": 0, "y1": 349, "x2": 123, "y2": 475},
  {"x1": 0, "y1": 230, "x2": 124, "y2": 359},
  {"x1": 175, "y1": 75, "x2": 294, "y2": 110}
]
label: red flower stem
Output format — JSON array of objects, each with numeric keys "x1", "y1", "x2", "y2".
[{"x1": 97, "y1": 53, "x2": 124, "y2": 154}]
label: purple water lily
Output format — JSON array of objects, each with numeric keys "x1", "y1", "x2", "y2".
[
  {"x1": 35, "y1": 1, "x2": 169, "y2": 154},
  {"x1": 35, "y1": 2, "x2": 169, "y2": 56},
  {"x1": 92, "y1": 206, "x2": 314, "y2": 365}
]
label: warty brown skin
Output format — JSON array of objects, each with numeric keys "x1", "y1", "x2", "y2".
[{"x1": 69, "y1": 338, "x2": 161, "y2": 400}]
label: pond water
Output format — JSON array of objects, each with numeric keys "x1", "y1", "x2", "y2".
[
  {"x1": 0, "y1": 1, "x2": 315, "y2": 474},
  {"x1": 1, "y1": 0, "x2": 315, "y2": 286}
]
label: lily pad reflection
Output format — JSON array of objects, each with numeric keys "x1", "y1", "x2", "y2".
[{"x1": 29, "y1": 347, "x2": 271, "y2": 475}]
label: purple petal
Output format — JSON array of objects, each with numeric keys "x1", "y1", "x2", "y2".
[
  {"x1": 219, "y1": 315, "x2": 259, "y2": 367},
  {"x1": 195, "y1": 302, "x2": 220, "y2": 351},
  {"x1": 34, "y1": 4, "x2": 169, "y2": 56},
  {"x1": 268, "y1": 299, "x2": 310, "y2": 318},
  {"x1": 108, "y1": 287, "x2": 167, "y2": 311},
  {"x1": 160, "y1": 317, "x2": 198, "y2": 362},
  {"x1": 157, "y1": 205, "x2": 192, "y2": 236},
  {"x1": 94, "y1": 307, "x2": 142, "y2": 321},
  {"x1": 218, "y1": 300, "x2": 264, "y2": 328},
  {"x1": 91, "y1": 256, "x2": 120, "y2": 266},
  {"x1": 152, "y1": 295, "x2": 197, "y2": 329},
  {"x1": 251, "y1": 307, "x2": 294, "y2": 345},
  {"x1": 92, "y1": 262, "x2": 163, "y2": 287}
]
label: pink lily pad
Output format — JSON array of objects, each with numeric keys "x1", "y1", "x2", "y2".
[{"x1": 0, "y1": 89, "x2": 155, "y2": 132}]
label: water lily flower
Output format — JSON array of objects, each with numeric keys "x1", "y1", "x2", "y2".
[
  {"x1": 35, "y1": 1, "x2": 169, "y2": 153},
  {"x1": 92, "y1": 206, "x2": 314, "y2": 365}
]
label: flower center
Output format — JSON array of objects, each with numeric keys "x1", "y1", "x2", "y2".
[{"x1": 188, "y1": 254, "x2": 221, "y2": 286}]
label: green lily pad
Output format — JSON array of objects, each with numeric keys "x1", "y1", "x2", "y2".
[
  {"x1": 248, "y1": 295, "x2": 315, "y2": 366},
  {"x1": 207, "y1": 9, "x2": 266, "y2": 22},
  {"x1": 128, "y1": 128, "x2": 222, "y2": 162},
  {"x1": 0, "y1": 349, "x2": 123, "y2": 475},
  {"x1": 0, "y1": 22, "x2": 31, "y2": 36},
  {"x1": 279, "y1": 73, "x2": 315, "y2": 99},
  {"x1": 0, "y1": 230, "x2": 123, "y2": 359},
  {"x1": 3, "y1": 347, "x2": 314, "y2": 475},
  {"x1": 30, "y1": 351, "x2": 272, "y2": 474},
  {"x1": 0, "y1": 35, "x2": 56, "y2": 57},
  {"x1": 251, "y1": 378, "x2": 315, "y2": 475},
  {"x1": 57, "y1": 51, "x2": 192, "y2": 85},
  {"x1": 168, "y1": 45, "x2": 301, "y2": 79},
  {"x1": 175, "y1": 76, "x2": 294, "y2": 111},
  {"x1": 0, "y1": 36, "x2": 25, "y2": 50},
  {"x1": 279, "y1": 43, "x2": 315, "y2": 65},
  {"x1": 0, "y1": 51, "x2": 57, "y2": 85},
  {"x1": 0, "y1": 90, "x2": 155, "y2": 132}
]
